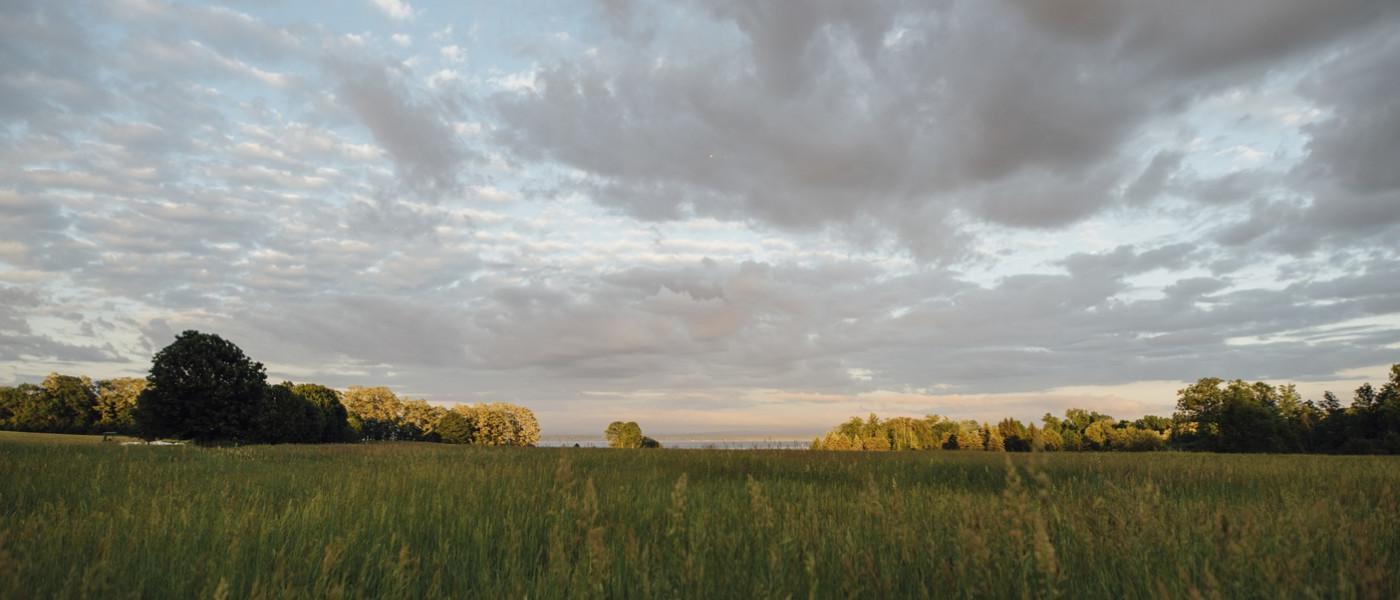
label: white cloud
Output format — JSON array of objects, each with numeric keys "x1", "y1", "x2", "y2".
[
  {"x1": 391, "y1": 33, "x2": 412, "y2": 47},
  {"x1": 440, "y1": 45, "x2": 464, "y2": 63},
  {"x1": 493, "y1": 69, "x2": 538, "y2": 93},
  {"x1": 370, "y1": 0, "x2": 415, "y2": 21},
  {"x1": 427, "y1": 68, "x2": 460, "y2": 88}
]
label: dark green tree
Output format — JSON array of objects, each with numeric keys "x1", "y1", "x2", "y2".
[
  {"x1": 0, "y1": 385, "x2": 16, "y2": 427},
  {"x1": 258, "y1": 383, "x2": 325, "y2": 444},
  {"x1": 2, "y1": 375, "x2": 98, "y2": 433},
  {"x1": 291, "y1": 383, "x2": 353, "y2": 442},
  {"x1": 435, "y1": 410, "x2": 475, "y2": 444},
  {"x1": 134, "y1": 331, "x2": 268, "y2": 442},
  {"x1": 40, "y1": 374, "x2": 98, "y2": 432},
  {"x1": 1216, "y1": 380, "x2": 1287, "y2": 453}
]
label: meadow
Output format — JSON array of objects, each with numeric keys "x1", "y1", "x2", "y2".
[{"x1": 1, "y1": 432, "x2": 1397, "y2": 599}]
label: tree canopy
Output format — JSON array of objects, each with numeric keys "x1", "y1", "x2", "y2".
[
  {"x1": 134, "y1": 330, "x2": 268, "y2": 442},
  {"x1": 605, "y1": 421, "x2": 660, "y2": 448}
]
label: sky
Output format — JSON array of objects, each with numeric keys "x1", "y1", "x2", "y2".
[{"x1": 2, "y1": 0, "x2": 1399, "y2": 436}]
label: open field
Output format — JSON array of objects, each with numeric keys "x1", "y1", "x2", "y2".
[
  {"x1": 1, "y1": 432, "x2": 1397, "y2": 599},
  {"x1": 0, "y1": 431, "x2": 141, "y2": 446}
]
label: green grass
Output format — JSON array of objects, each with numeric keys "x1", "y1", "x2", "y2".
[
  {"x1": 1, "y1": 432, "x2": 1397, "y2": 599},
  {"x1": 0, "y1": 431, "x2": 141, "y2": 445}
]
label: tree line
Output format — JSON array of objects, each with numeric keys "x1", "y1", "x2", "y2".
[
  {"x1": 810, "y1": 410, "x2": 1170, "y2": 452},
  {"x1": 0, "y1": 330, "x2": 539, "y2": 447},
  {"x1": 811, "y1": 364, "x2": 1400, "y2": 454}
]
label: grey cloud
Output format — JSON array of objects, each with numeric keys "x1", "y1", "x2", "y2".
[
  {"x1": 0, "y1": 286, "x2": 121, "y2": 363},
  {"x1": 329, "y1": 58, "x2": 472, "y2": 198},
  {"x1": 0, "y1": 190, "x2": 94, "y2": 271},
  {"x1": 498, "y1": 0, "x2": 1400, "y2": 261},
  {"x1": 240, "y1": 295, "x2": 476, "y2": 368},
  {"x1": 2, "y1": 1, "x2": 1398, "y2": 432},
  {"x1": 0, "y1": 0, "x2": 109, "y2": 123},
  {"x1": 1061, "y1": 243, "x2": 1197, "y2": 278},
  {"x1": 1124, "y1": 150, "x2": 1184, "y2": 204},
  {"x1": 1011, "y1": 0, "x2": 1396, "y2": 81},
  {"x1": 1192, "y1": 27, "x2": 1400, "y2": 259},
  {"x1": 970, "y1": 164, "x2": 1126, "y2": 229},
  {"x1": 1295, "y1": 32, "x2": 1400, "y2": 233}
]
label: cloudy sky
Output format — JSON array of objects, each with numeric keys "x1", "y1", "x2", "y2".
[{"x1": 3, "y1": 0, "x2": 1399, "y2": 435}]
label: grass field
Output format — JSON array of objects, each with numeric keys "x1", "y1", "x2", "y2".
[{"x1": 2, "y1": 432, "x2": 1397, "y2": 599}]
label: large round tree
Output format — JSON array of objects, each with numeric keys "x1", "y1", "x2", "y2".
[{"x1": 135, "y1": 330, "x2": 267, "y2": 442}]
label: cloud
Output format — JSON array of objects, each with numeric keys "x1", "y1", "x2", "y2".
[
  {"x1": 440, "y1": 45, "x2": 464, "y2": 63},
  {"x1": 1, "y1": 0, "x2": 1398, "y2": 434},
  {"x1": 370, "y1": 0, "x2": 415, "y2": 21},
  {"x1": 491, "y1": 0, "x2": 1400, "y2": 262},
  {"x1": 1295, "y1": 31, "x2": 1400, "y2": 234},
  {"x1": 328, "y1": 57, "x2": 472, "y2": 197},
  {"x1": 0, "y1": 286, "x2": 122, "y2": 363}
]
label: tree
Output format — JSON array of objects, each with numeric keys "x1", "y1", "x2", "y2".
[
  {"x1": 1174, "y1": 378, "x2": 1225, "y2": 448},
  {"x1": 0, "y1": 385, "x2": 18, "y2": 427},
  {"x1": 1321, "y1": 391, "x2": 1342, "y2": 413},
  {"x1": 442, "y1": 403, "x2": 540, "y2": 446},
  {"x1": 885, "y1": 416, "x2": 932, "y2": 450},
  {"x1": 290, "y1": 383, "x2": 354, "y2": 442},
  {"x1": 1132, "y1": 415, "x2": 1172, "y2": 433},
  {"x1": 135, "y1": 331, "x2": 267, "y2": 442},
  {"x1": 342, "y1": 386, "x2": 404, "y2": 440},
  {"x1": 1083, "y1": 419, "x2": 1115, "y2": 450},
  {"x1": 470, "y1": 403, "x2": 517, "y2": 445},
  {"x1": 983, "y1": 423, "x2": 1005, "y2": 452},
  {"x1": 954, "y1": 422, "x2": 983, "y2": 450},
  {"x1": 997, "y1": 418, "x2": 1030, "y2": 451},
  {"x1": 928, "y1": 415, "x2": 960, "y2": 448},
  {"x1": 2, "y1": 374, "x2": 100, "y2": 433},
  {"x1": 3, "y1": 383, "x2": 57, "y2": 432},
  {"x1": 862, "y1": 434, "x2": 892, "y2": 451},
  {"x1": 39, "y1": 374, "x2": 98, "y2": 432},
  {"x1": 259, "y1": 383, "x2": 324, "y2": 444},
  {"x1": 1117, "y1": 427, "x2": 1166, "y2": 451},
  {"x1": 401, "y1": 399, "x2": 446, "y2": 441},
  {"x1": 1041, "y1": 413, "x2": 1063, "y2": 434},
  {"x1": 1215, "y1": 380, "x2": 1287, "y2": 453},
  {"x1": 605, "y1": 421, "x2": 645, "y2": 448},
  {"x1": 1064, "y1": 409, "x2": 1096, "y2": 432},
  {"x1": 505, "y1": 403, "x2": 541, "y2": 446},
  {"x1": 95, "y1": 378, "x2": 145, "y2": 433},
  {"x1": 435, "y1": 410, "x2": 475, "y2": 444},
  {"x1": 1381, "y1": 379, "x2": 1400, "y2": 453}
]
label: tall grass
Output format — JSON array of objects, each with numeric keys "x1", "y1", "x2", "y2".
[{"x1": 1, "y1": 434, "x2": 1396, "y2": 598}]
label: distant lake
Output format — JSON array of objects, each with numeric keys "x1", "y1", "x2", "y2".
[{"x1": 537, "y1": 439, "x2": 810, "y2": 450}]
